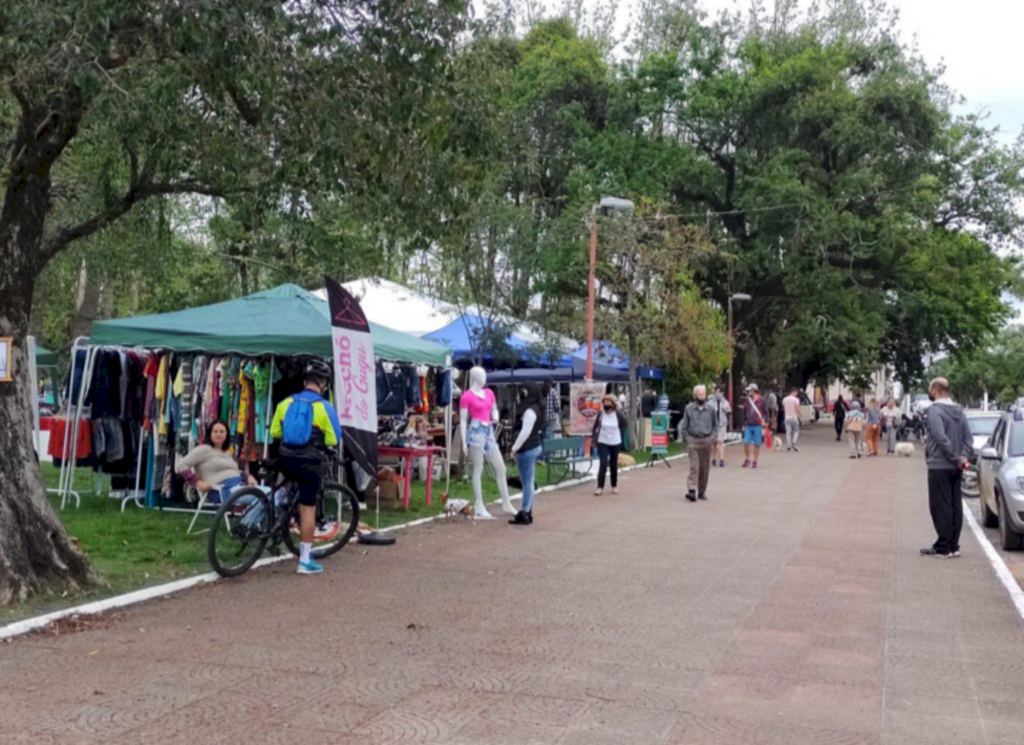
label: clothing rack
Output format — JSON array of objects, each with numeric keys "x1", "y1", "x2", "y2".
[{"x1": 57, "y1": 339, "x2": 455, "y2": 522}]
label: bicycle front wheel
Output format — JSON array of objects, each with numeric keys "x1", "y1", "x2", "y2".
[
  {"x1": 282, "y1": 481, "x2": 360, "y2": 560},
  {"x1": 208, "y1": 487, "x2": 271, "y2": 578}
]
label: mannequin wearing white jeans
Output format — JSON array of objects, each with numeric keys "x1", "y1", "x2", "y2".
[{"x1": 460, "y1": 367, "x2": 514, "y2": 519}]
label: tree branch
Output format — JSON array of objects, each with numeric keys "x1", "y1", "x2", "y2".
[{"x1": 43, "y1": 180, "x2": 230, "y2": 258}]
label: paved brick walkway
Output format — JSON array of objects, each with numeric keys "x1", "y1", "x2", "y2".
[{"x1": 3, "y1": 427, "x2": 1024, "y2": 744}]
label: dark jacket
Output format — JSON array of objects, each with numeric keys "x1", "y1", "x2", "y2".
[
  {"x1": 592, "y1": 409, "x2": 628, "y2": 444},
  {"x1": 681, "y1": 401, "x2": 718, "y2": 440},
  {"x1": 925, "y1": 400, "x2": 974, "y2": 470}
]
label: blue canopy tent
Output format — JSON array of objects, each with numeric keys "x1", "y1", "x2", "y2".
[
  {"x1": 569, "y1": 342, "x2": 664, "y2": 381},
  {"x1": 423, "y1": 314, "x2": 564, "y2": 370}
]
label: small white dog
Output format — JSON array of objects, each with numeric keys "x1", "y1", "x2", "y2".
[
  {"x1": 772, "y1": 438, "x2": 784, "y2": 452},
  {"x1": 895, "y1": 442, "x2": 915, "y2": 458}
]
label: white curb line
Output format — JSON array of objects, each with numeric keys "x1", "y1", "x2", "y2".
[
  {"x1": 962, "y1": 500, "x2": 1024, "y2": 622},
  {"x1": 3, "y1": 443, "x2": 723, "y2": 640}
]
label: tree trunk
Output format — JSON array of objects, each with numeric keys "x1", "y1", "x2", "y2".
[
  {"x1": 0, "y1": 249, "x2": 96, "y2": 604},
  {"x1": 0, "y1": 119, "x2": 98, "y2": 601}
]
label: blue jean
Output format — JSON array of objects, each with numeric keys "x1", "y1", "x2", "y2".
[
  {"x1": 210, "y1": 475, "x2": 245, "y2": 505},
  {"x1": 515, "y1": 445, "x2": 542, "y2": 512}
]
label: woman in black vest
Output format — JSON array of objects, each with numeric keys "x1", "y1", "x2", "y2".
[{"x1": 510, "y1": 383, "x2": 546, "y2": 525}]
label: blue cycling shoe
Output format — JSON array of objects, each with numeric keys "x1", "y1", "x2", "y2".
[{"x1": 296, "y1": 558, "x2": 324, "y2": 575}]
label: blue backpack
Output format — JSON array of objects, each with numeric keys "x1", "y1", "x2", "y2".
[{"x1": 282, "y1": 391, "x2": 321, "y2": 447}]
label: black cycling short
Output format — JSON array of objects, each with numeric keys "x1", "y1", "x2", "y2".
[{"x1": 278, "y1": 453, "x2": 324, "y2": 507}]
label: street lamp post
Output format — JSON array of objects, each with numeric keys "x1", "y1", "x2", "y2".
[
  {"x1": 586, "y1": 196, "x2": 635, "y2": 380},
  {"x1": 727, "y1": 293, "x2": 752, "y2": 425}
]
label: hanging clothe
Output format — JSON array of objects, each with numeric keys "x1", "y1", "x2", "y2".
[
  {"x1": 436, "y1": 369, "x2": 452, "y2": 407},
  {"x1": 404, "y1": 366, "x2": 421, "y2": 408}
]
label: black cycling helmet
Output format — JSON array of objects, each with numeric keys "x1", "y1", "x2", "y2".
[{"x1": 304, "y1": 359, "x2": 333, "y2": 385}]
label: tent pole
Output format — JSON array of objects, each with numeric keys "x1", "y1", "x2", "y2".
[
  {"x1": 262, "y1": 354, "x2": 275, "y2": 461},
  {"x1": 444, "y1": 357, "x2": 452, "y2": 495}
]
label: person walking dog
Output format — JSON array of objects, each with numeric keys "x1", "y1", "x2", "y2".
[
  {"x1": 681, "y1": 385, "x2": 718, "y2": 502},
  {"x1": 921, "y1": 378, "x2": 973, "y2": 557},
  {"x1": 742, "y1": 384, "x2": 766, "y2": 469}
]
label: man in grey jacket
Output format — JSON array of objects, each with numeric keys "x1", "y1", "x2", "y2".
[
  {"x1": 681, "y1": 385, "x2": 718, "y2": 502},
  {"x1": 921, "y1": 377, "x2": 974, "y2": 557}
]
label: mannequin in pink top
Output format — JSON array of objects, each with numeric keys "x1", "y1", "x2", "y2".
[{"x1": 460, "y1": 366, "x2": 512, "y2": 519}]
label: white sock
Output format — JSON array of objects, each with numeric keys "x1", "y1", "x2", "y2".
[{"x1": 300, "y1": 542, "x2": 312, "y2": 564}]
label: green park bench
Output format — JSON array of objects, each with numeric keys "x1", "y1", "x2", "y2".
[{"x1": 542, "y1": 435, "x2": 593, "y2": 484}]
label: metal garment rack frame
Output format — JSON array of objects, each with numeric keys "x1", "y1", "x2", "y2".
[{"x1": 56, "y1": 338, "x2": 149, "y2": 511}]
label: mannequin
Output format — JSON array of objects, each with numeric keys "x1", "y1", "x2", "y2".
[{"x1": 460, "y1": 366, "x2": 513, "y2": 519}]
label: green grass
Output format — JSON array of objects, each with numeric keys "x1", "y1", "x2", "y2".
[{"x1": 8, "y1": 444, "x2": 685, "y2": 621}]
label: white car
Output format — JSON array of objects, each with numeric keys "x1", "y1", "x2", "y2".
[
  {"x1": 962, "y1": 410, "x2": 1002, "y2": 497},
  {"x1": 912, "y1": 393, "x2": 932, "y2": 416}
]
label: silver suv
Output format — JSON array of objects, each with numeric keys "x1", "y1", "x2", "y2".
[
  {"x1": 977, "y1": 412, "x2": 1024, "y2": 550},
  {"x1": 962, "y1": 410, "x2": 1002, "y2": 498}
]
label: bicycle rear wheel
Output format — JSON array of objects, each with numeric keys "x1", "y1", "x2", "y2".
[
  {"x1": 208, "y1": 487, "x2": 271, "y2": 578},
  {"x1": 282, "y1": 481, "x2": 360, "y2": 560}
]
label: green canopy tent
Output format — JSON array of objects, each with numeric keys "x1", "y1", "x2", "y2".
[
  {"x1": 35, "y1": 345, "x2": 58, "y2": 368},
  {"x1": 63, "y1": 285, "x2": 453, "y2": 514},
  {"x1": 91, "y1": 283, "x2": 449, "y2": 366}
]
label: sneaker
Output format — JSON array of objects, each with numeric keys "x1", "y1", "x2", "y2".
[
  {"x1": 949, "y1": 549, "x2": 961, "y2": 558},
  {"x1": 686, "y1": 492, "x2": 697, "y2": 502},
  {"x1": 697, "y1": 493, "x2": 707, "y2": 501},
  {"x1": 792, "y1": 446, "x2": 799, "y2": 452},
  {"x1": 612, "y1": 488, "x2": 619, "y2": 495},
  {"x1": 752, "y1": 462, "x2": 758, "y2": 469},
  {"x1": 742, "y1": 460, "x2": 751, "y2": 468},
  {"x1": 297, "y1": 558, "x2": 324, "y2": 574},
  {"x1": 594, "y1": 489, "x2": 603, "y2": 496},
  {"x1": 719, "y1": 460, "x2": 726, "y2": 467},
  {"x1": 786, "y1": 447, "x2": 792, "y2": 452},
  {"x1": 919, "y1": 548, "x2": 950, "y2": 557}
]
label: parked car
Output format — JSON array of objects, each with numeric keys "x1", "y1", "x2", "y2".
[
  {"x1": 912, "y1": 393, "x2": 932, "y2": 415},
  {"x1": 977, "y1": 412, "x2": 1024, "y2": 550},
  {"x1": 961, "y1": 410, "x2": 1002, "y2": 497}
]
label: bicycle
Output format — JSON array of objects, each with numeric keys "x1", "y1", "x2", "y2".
[{"x1": 207, "y1": 457, "x2": 360, "y2": 578}]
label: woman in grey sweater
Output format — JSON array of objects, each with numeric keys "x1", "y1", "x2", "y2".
[{"x1": 176, "y1": 420, "x2": 257, "y2": 503}]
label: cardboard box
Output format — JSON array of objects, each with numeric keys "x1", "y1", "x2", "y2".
[{"x1": 377, "y1": 479, "x2": 403, "y2": 508}]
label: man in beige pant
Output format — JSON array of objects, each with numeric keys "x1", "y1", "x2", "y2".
[{"x1": 681, "y1": 385, "x2": 718, "y2": 502}]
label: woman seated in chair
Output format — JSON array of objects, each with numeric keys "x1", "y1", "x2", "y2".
[{"x1": 176, "y1": 420, "x2": 258, "y2": 503}]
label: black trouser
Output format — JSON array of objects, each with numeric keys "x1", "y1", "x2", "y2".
[
  {"x1": 928, "y1": 468, "x2": 963, "y2": 554},
  {"x1": 597, "y1": 443, "x2": 620, "y2": 489},
  {"x1": 834, "y1": 415, "x2": 845, "y2": 440},
  {"x1": 279, "y1": 453, "x2": 325, "y2": 507}
]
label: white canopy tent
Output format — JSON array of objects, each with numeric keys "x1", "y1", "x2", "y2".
[{"x1": 313, "y1": 277, "x2": 577, "y2": 353}]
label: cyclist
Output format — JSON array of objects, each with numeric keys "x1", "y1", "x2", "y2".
[{"x1": 270, "y1": 359, "x2": 342, "y2": 575}]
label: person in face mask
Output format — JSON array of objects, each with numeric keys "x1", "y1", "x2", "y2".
[
  {"x1": 591, "y1": 395, "x2": 628, "y2": 496},
  {"x1": 681, "y1": 384, "x2": 719, "y2": 501},
  {"x1": 710, "y1": 384, "x2": 732, "y2": 467}
]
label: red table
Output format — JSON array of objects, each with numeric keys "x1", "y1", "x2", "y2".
[{"x1": 378, "y1": 445, "x2": 446, "y2": 510}]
